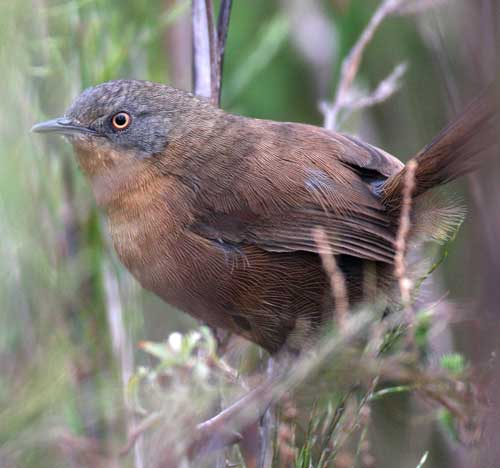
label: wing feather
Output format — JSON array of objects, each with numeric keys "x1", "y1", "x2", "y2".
[{"x1": 188, "y1": 120, "x2": 404, "y2": 264}]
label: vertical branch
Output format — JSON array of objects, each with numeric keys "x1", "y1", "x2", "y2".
[
  {"x1": 103, "y1": 265, "x2": 143, "y2": 468},
  {"x1": 215, "y1": 0, "x2": 233, "y2": 105},
  {"x1": 192, "y1": 0, "x2": 213, "y2": 99},
  {"x1": 322, "y1": 0, "x2": 406, "y2": 130},
  {"x1": 394, "y1": 160, "x2": 417, "y2": 308},
  {"x1": 204, "y1": 0, "x2": 218, "y2": 103},
  {"x1": 313, "y1": 228, "x2": 348, "y2": 329},
  {"x1": 191, "y1": 0, "x2": 233, "y2": 105}
]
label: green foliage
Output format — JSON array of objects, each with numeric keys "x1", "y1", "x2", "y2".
[
  {"x1": 438, "y1": 409, "x2": 459, "y2": 441},
  {"x1": 440, "y1": 353, "x2": 465, "y2": 376},
  {"x1": 414, "y1": 309, "x2": 432, "y2": 350}
]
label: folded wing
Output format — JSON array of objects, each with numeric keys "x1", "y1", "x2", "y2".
[{"x1": 191, "y1": 121, "x2": 404, "y2": 264}]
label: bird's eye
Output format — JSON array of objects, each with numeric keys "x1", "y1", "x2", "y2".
[{"x1": 111, "y1": 112, "x2": 131, "y2": 130}]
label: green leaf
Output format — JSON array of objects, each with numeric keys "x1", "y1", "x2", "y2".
[
  {"x1": 438, "y1": 408, "x2": 459, "y2": 441},
  {"x1": 414, "y1": 309, "x2": 432, "y2": 349},
  {"x1": 440, "y1": 353, "x2": 465, "y2": 375},
  {"x1": 370, "y1": 385, "x2": 414, "y2": 401}
]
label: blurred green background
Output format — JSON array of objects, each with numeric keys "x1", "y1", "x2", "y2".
[{"x1": 0, "y1": 1, "x2": 493, "y2": 467}]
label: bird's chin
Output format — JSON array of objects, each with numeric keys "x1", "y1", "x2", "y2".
[
  {"x1": 69, "y1": 134, "x2": 107, "y2": 152},
  {"x1": 65, "y1": 133, "x2": 94, "y2": 144},
  {"x1": 69, "y1": 137, "x2": 112, "y2": 172}
]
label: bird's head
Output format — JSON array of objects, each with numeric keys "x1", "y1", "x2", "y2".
[
  {"x1": 32, "y1": 79, "x2": 205, "y2": 159},
  {"x1": 32, "y1": 79, "x2": 214, "y2": 204}
]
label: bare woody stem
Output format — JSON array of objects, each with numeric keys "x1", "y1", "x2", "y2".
[
  {"x1": 394, "y1": 159, "x2": 418, "y2": 307},
  {"x1": 322, "y1": 0, "x2": 407, "y2": 130},
  {"x1": 192, "y1": 0, "x2": 233, "y2": 105},
  {"x1": 187, "y1": 378, "x2": 277, "y2": 457},
  {"x1": 192, "y1": 0, "x2": 212, "y2": 99},
  {"x1": 313, "y1": 228, "x2": 349, "y2": 329},
  {"x1": 215, "y1": 0, "x2": 233, "y2": 105}
]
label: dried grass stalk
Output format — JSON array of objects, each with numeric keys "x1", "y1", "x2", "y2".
[
  {"x1": 322, "y1": 0, "x2": 408, "y2": 130},
  {"x1": 313, "y1": 228, "x2": 349, "y2": 329},
  {"x1": 394, "y1": 159, "x2": 418, "y2": 306}
]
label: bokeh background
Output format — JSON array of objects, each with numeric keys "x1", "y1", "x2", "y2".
[{"x1": 1, "y1": 1, "x2": 499, "y2": 467}]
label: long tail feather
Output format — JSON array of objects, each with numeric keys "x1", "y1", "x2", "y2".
[{"x1": 382, "y1": 85, "x2": 499, "y2": 209}]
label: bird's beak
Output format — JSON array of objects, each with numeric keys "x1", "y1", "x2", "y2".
[{"x1": 31, "y1": 117, "x2": 96, "y2": 136}]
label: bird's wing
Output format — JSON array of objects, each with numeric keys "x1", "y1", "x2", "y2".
[{"x1": 190, "y1": 121, "x2": 404, "y2": 264}]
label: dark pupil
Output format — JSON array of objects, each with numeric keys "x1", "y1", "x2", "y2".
[{"x1": 114, "y1": 114, "x2": 127, "y2": 126}]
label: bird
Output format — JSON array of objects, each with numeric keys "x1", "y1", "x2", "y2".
[{"x1": 32, "y1": 80, "x2": 497, "y2": 354}]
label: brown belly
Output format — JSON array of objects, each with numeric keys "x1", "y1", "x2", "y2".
[
  {"x1": 110, "y1": 216, "x2": 326, "y2": 351},
  {"x1": 109, "y1": 211, "x2": 384, "y2": 353}
]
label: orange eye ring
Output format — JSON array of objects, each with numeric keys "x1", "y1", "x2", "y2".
[{"x1": 111, "y1": 112, "x2": 131, "y2": 130}]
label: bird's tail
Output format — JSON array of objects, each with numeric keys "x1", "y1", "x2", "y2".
[{"x1": 382, "y1": 85, "x2": 498, "y2": 210}]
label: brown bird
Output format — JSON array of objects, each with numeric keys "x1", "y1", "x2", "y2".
[{"x1": 32, "y1": 80, "x2": 496, "y2": 353}]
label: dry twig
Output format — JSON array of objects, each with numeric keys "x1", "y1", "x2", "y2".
[
  {"x1": 120, "y1": 411, "x2": 166, "y2": 457},
  {"x1": 187, "y1": 311, "x2": 375, "y2": 459},
  {"x1": 192, "y1": 0, "x2": 212, "y2": 99},
  {"x1": 345, "y1": 62, "x2": 407, "y2": 112},
  {"x1": 103, "y1": 265, "x2": 145, "y2": 467},
  {"x1": 322, "y1": 0, "x2": 407, "y2": 130},
  {"x1": 394, "y1": 159, "x2": 418, "y2": 307},
  {"x1": 313, "y1": 228, "x2": 349, "y2": 329},
  {"x1": 188, "y1": 380, "x2": 276, "y2": 457},
  {"x1": 192, "y1": 0, "x2": 233, "y2": 105}
]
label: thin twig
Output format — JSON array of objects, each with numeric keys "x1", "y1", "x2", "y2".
[
  {"x1": 394, "y1": 160, "x2": 418, "y2": 307},
  {"x1": 215, "y1": 0, "x2": 233, "y2": 105},
  {"x1": 258, "y1": 357, "x2": 277, "y2": 468},
  {"x1": 186, "y1": 310, "x2": 370, "y2": 457},
  {"x1": 120, "y1": 411, "x2": 166, "y2": 456},
  {"x1": 188, "y1": 378, "x2": 278, "y2": 457},
  {"x1": 132, "y1": 305, "x2": 475, "y2": 459},
  {"x1": 204, "y1": 0, "x2": 218, "y2": 104},
  {"x1": 322, "y1": 0, "x2": 407, "y2": 130},
  {"x1": 103, "y1": 264, "x2": 144, "y2": 467},
  {"x1": 192, "y1": 0, "x2": 212, "y2": 98},
  {"x1": 339, "y1": 62, "x2": 407, "y2": 120},
  {"x1": 192, "y1": 0, "x2": 233, "y2": 105},
  {"x1": 313, "y1": 228, "x2": 349, "y2": 329}
]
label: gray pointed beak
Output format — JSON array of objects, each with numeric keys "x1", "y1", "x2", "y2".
[{"x1": 31, "y1": 117, "x2": 96, "y2": 136}]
